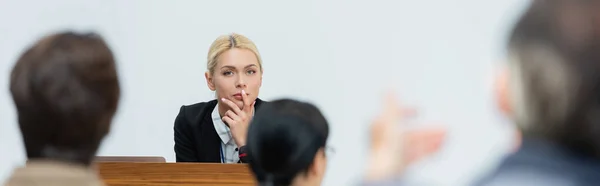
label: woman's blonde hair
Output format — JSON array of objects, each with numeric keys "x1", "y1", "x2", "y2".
[{"x1": 206, "y1": 33, "x2": 263, "y2": 75}]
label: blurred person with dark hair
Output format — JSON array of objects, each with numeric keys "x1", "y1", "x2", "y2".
[
  {"x1": 364, "y1": 0, "x2": 600, "y2": 186},
  {"x1": 4, "y1": 32, "x2": 120, "y2": 186},
  {"x1": 245, "y1": 99, "x2": 330, "y2": 186}
]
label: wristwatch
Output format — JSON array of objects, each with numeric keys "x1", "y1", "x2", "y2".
[{"x1": 238, "y1": 145, "x2": 248, "y2": 163}]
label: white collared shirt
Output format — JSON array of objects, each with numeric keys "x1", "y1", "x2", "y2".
[{"x1": 212, "y1": 103, "x2": 240, "y2": 163}]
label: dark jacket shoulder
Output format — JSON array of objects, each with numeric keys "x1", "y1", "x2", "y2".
[
  {"x1": 177, "y1": 100, "x2": 219, "y2": 127},
  {"x1": 474, "y1": 138, "x2": 600, "y2": 186}
]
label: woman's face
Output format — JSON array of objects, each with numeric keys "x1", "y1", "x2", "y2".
[{"x1": 206, "y1": 48, "x2": 262, "y2": 109}]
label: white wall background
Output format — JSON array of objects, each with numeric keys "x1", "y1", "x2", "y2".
[{"x1": 0, "y1": 0, "x2": 529, "y2": 185}]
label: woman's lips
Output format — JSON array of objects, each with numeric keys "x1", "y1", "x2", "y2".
[{"x1": 232, "y1": 93, "x2": 248, "y2": 100}]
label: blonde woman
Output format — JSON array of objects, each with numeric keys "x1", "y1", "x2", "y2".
[{"x1": 174, "y1": 33, "x2": 265, "y2": 163}]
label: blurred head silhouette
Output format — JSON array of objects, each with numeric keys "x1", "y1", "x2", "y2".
[
  {"x1": 496, "y1": 0, "x2": 600, "y2": 156},
  {"x1": 247, "y1": 99, "x2": 330, "y2": 186},
  {"x1": 10, "y1": 31, "x2": 120, "y2": 165}
]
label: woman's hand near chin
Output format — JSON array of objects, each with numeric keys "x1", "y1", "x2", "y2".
[{"x1": 220, "y1": 90, "x2": 255, "y2": 147}]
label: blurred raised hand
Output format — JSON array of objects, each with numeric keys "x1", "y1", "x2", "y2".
[{"x1": 365, "y1": 91, "x2": 446, "y2": 181}]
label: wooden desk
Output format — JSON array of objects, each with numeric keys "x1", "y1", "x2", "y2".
[
  {"x1": 97, "y1": 162, "x2": 256, "y2": 186},
  {"x1": 95, "y1": 156, "x2": 166, "y2": 163}
]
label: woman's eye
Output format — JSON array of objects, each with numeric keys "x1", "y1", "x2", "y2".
[
  {"x1": 246, "y1": 70, "x2": 256, "y2": 75},
  {"x1": 223, "y1": 71, "x2": 233, "y2": 76}
]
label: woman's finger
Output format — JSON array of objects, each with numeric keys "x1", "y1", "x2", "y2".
[
  {"x1": 241, "y1": 90, "x2": 253, "y2": 112},
  {"x1": 225, "y1": 110, "x2": 242, "y2": 121},
  {"x1": 221, "y1": 98, "x2": 242, "y2": 115},
  {"x1": 222, "y1": 116, "x2": 235, "y2": 126}
]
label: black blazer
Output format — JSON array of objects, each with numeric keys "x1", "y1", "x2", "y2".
[{"x1": 174, "y1": 98, "x2": 265, "y2": 162}]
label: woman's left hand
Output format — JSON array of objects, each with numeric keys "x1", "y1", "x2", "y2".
[{"x1": 221, "y1": 90, "x2": 255, "y2": 147}]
